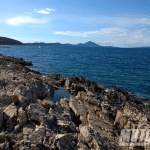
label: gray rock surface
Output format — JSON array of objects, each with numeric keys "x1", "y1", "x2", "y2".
[
  {"x1": 26, "y1": 103, "x2": 47, "y2": 121},
  {"x1": 23, "y1": 124, "x2": 35, "y2": 135}
]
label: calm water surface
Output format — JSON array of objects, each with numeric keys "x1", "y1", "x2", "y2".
[{"x1": 0, "y1": 45, "x2": 150, "y2": 98}]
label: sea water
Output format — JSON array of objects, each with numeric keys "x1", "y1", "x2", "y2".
[{"x1": 0, "y1": 45, "x2": 150, "y2": 98}]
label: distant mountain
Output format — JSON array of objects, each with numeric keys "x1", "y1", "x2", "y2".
[
  {"x1": 76, "y1": 41, "x2": 102, "y2": 47},
  {"x1": 25, "y1": 41, "x2": 102, "y2": 47},
  {"x1": 0, "y1": 37, "x2": 23, "y2": 45},
  {"x1": 26, "y1": 42, "x2": 63, "y2": 46}
]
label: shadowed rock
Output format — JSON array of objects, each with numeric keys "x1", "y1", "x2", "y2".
[{"x1": 0, "y1": 107, "x2": 3, "y2": 129}]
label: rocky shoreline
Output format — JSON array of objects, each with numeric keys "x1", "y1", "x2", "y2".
[{"x1": 0, "y1": 54, "x2": 150, "y2": 150}]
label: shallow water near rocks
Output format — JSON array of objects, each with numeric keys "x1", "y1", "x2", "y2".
[
  {"x1": 99, "y1": 93, "x2": 104, "y2": 102},
  {"x1": 53, "y1": 87, "x2": 75, "y2": 102}
]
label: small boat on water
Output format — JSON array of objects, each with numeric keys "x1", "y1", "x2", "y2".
[{"x1": 39, "y1": 46, "x2": 43, "y2": 48}]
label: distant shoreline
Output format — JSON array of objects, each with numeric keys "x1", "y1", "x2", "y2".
[{"x1": 0, "y1": 37, "x2": 150, "y2": 48}]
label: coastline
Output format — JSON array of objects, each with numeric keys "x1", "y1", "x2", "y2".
[{"x1": 0, "y1": 54, "x2": 150, "y2": 149}]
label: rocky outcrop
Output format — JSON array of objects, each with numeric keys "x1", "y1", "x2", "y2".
[
  {"x1": 0, "y1": 37, "x2": 23, "y2": 45},
  {"x1": 0, "y1": 54, "x2": 150, "y2": 150},
  {"x1": 0, "y1": 54, "x2": 32, "y2": 66}
]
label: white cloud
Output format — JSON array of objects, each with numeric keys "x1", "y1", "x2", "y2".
[
  {"x1": 5, "y1": 16, "x2": 48, "y2": 26},
  {"x1": 137, "y1": 18, "x2": 150, "y2": 25},
  {"x1": 45, "y1": 8, "x2": 55, "y2": 11},
  {"x1": 25, "y1": 12, "x2": 32, "y2": 14},
  {"x1": 126, "y1": 35, "x2": 144, "y2": 44},
  {"x1": 54, "y1": 28, "x2": 150, "y2": 47},
  {"x1": 123, "y1": 30, "x2": 150, "y2": 45},
  {"x1": 101, "y1": 29, "x2": 150, "y2": 47},
  {"x1": 34, "y1": 8, "x2": 55, "y2": 14},
  {"x1": 54, "y1": 28, "x2": 127, "y2": 37},
  {"x1": 34, "y1": 10, "x2": 50, "y2": 14}
]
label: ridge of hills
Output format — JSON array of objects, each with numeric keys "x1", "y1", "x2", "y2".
[
  {"x1": 1, "y1": 37, "x2": 150, "y2": 48},
  {"x1": 26, "y1": 41, "x2": 112, "y2": 48}
]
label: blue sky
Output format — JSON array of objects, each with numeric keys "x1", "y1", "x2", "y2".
[{"x1": 1, "y1": 0, "x2": 150, "y2": 47}]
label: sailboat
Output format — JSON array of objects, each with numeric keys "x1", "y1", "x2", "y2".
[{"x1": 39, "y1": 45, "x2": 43, "y2": 48}]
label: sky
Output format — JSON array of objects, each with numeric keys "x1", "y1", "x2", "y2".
[{"x1": 1, "y1": 0, "x2": 150, "y2": 47}]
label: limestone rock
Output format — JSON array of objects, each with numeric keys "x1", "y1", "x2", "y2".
[
  {"x1": 69, "y1": 97, "x2": 88, "y2": 124},
  {"x1": 0, "y1": 90, "x2": 11, "y2": 104},
  {"x1": 114, "y1": 110, "x2": 128, "y2": 128},
  {"x1": 87, "y1": 114, "x2": 115, "y2": 137},
  {"x1": 23, "y1": 124, "x2": 35, "y2": 135},
  {"x1": 14, "y1": 107, "x2": 27, "y2": 133},
  {"x1": 41, "y1": 99, "x2": 55, "y2": 109},
  {"x1": 55, "y1": 134, "x2": 76, "y2": 150},
  {"x1": 17, "y1": 107, "x2": 27, "y2": 126},
  {"x1": 77, "y1": 91, "x2": 101, "y2": 106},
  {"x1": 3, "y1": 103, "x2": 18, "y2": 131},
  {"x1": 39, "y1": 113, "x2": 55, "y2": 128},
  {"x1": 29, "y1": 126, "x2": 45, "y2": 142},
  {"x1": 60, "y1": 98, "x2": 71, "y2": 114},
  {"x1": 65, "y1": 78, "x2": 73, "y2": 90},
  {"x1": 77, "y1": 133, "x2": 90, "y2": 150},
  {"x1": 56, "y1": 112, "x2": 76, "y2": 133},
  {"x1": 3, "y1": 103, "x2": 17, "y2": 117},
  {"x1": 13, "y1": 84, "x2": 32, "y2": 108},
  {"x1": 79, "y1": 124, "x2": 120, "y2": 150},
  {"x1": 26, "y1": 103, "x2": 47, "y2": 121},
  {"x1": 53, "y1": 102, "x2": 64, "y2": 114}
]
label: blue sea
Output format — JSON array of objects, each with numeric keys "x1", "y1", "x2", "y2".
[{"x1": 0, "y1": 45, "x2": 150, "y2": 99}]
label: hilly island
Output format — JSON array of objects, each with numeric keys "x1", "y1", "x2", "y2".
[
  {"x1": 0, "y1": 37, "x2": 23, "y2": 45},
  {"x1": 26, "y1": 41, "x2": 103, "y2": 47}
]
